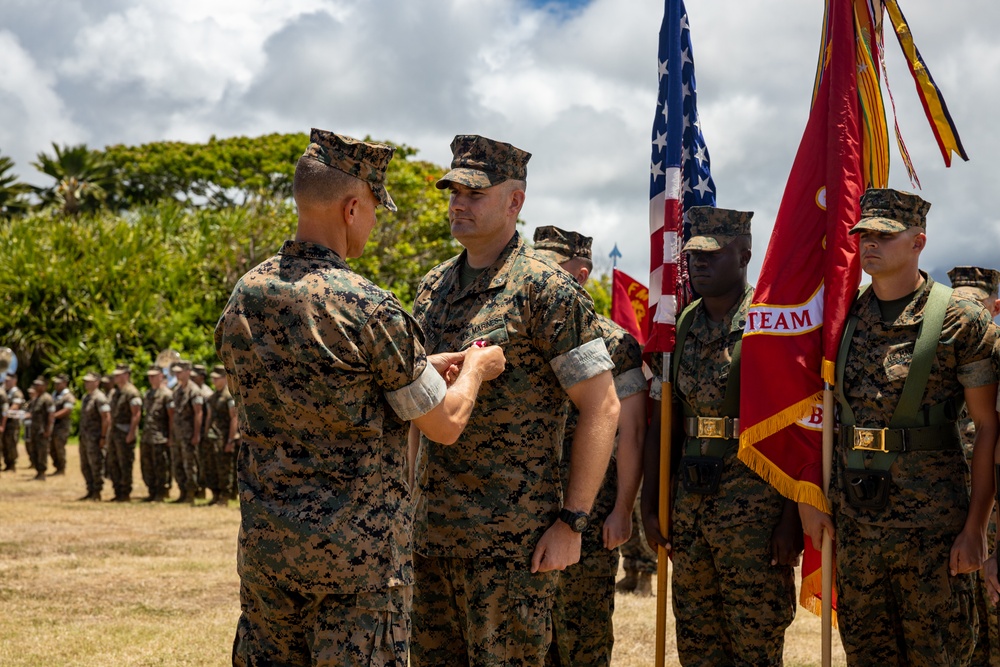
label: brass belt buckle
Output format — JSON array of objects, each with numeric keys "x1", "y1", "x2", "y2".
[
  {"x1": 853, "y1": 427, "x2": 888, "y2": 453},
  {"x1": 697, "y1": 417, "x2": 727, "y2": 439}
]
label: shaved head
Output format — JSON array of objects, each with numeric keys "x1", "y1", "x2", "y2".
[{"x1": 292, "y1": 156, "x2": 366, "y2": 209}]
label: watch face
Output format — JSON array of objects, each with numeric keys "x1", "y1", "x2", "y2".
[{"x1": 572, "y1": 515, "x2": 589, "y2": 532}]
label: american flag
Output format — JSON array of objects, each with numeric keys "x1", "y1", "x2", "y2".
[{"x1": 646, "y1": 0, "x2": 716, "y2": 355}]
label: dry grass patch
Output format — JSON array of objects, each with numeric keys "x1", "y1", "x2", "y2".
[{"x1": 0, "y1": 443, "x2": 844, "y2": 665}]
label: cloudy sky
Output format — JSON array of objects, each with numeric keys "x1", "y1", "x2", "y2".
[{"x1": 2, "y1": 0, "x2": 997, "y2": 283}]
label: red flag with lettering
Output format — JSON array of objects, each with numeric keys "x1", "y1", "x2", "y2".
[
  {"x1": 611, "y1": 269, "x2": 649, "y2": 346},
  {"x1": 736, "y1": 0, "x2": 871, "y2": 618}
]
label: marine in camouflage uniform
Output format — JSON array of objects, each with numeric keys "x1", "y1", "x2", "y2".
[
  {"x1": 644, "y1": 208, "x2": 799, "y2": 667},
  {"x1": 828, "y1": 190, "x2": 999, "y2": 665},
  {"x1": 2, "y1": 377, "x2": 26, "y2": 471},
  {"x1": 78, "y1": 372, "x2": 111, "y2": 500},
  {"x1": 205, "y1": 365, "x2": 238, "y2": 505},
  {"x1": 533, "y1": 227, "x2": 647, "y2": 667},
  {"x1": 107, "y1": 365, "x2": 143, "y2": 502},
  {"x1": 949, "y1": 266, "x2": 1000, "y2": 667},
  {"x1": 168, "y1": 361, "x2": 204, "y2": 503},
  {"x1": 216, "y1": 129, "x2": 504, "y2": 667},
  {"x1": 140, "y1": 366, "x2": 173, "y2": 502},
  {"x1": 29, "y1": 378, "x2": 55, "y2": 480},
  {"x1": 192, "y1": 364, "x2": 215, "y2": 499},
  {"x1": 23, "y1": 385, "x2": 37, "y2": 470},
  {"x1": 49, "y1": 373, "x2": 76, "y2": 476},
  {"x1": 411, "y1": 136, "x2": 619, "y2": 667}
]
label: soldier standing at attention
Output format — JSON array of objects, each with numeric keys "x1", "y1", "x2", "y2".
[
  {"x1": 800, "y1": 189, "x2": 999, "y2": 665},
  {"x1": 947, "y1": 265, "x2": 1000, "y2": 667},
  {"x1": 140, "y1": 365, "x2": 173, "y2": 502},
  {"x1": 107, "y1": 365, "x2": 142, "y2": 502},
  {"x1": 1, "y1": 375, "x2": 24, "y2": 471},
  {"x1": 533, "y1": 226, "x2": 647, "y2": 667},
  {"x1": 409, "y1": 135, "x2": 620, "y2": 666},
  {"x1": 0, "y1": 380, "x2": 8, "y2": 471},
  {"x1": 168, "y1": 361, "x2": 203, "y2": 504},
  {"x1": 23, "y1": 384, "x2": 37, "y2": 470},
  {"x1": 192, "y1": 363, "x2": 214, "y2": 500},
  {"x1": 204, "y1": 365, "x2": 237, "y2": 505},
  {"x1": 29, "y1": 378, "x2": 55, "y2": 481},
  {"x1": 216, "y1": 129, "x2": 505, "y2": 667},
  {"x1": 78, "y1": 372, "x2": 111, "y2": 501},
  {"x1": 49, "y1": 373, "x2": 76, "y2": 476},
  {"x1": 641, "y1": 207, "x2": 801, "y2": 667}
]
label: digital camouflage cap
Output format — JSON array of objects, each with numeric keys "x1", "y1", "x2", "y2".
[
  {"x1": 948, "y1": 266, "x2": 1000, "y2": 301},
  {"x1": 850, "y1": 188, "x2": 930, "y2": 235},
  {"x1": 533, "y1": 226, "x2": 593, "y2": 265},
  {"x1": 682, "y1": 206, "x2": 753, "y2": 252},
  {"x1": 302, "y1": 128, "x2": 397, "y2": 212},
  {"x1": 436, "y1": 135, "x2": 531, "y2": 189}
]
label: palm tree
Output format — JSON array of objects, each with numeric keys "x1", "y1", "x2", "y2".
[
  {"x1": 0, "y1": 154, "x2": 30, "y2": 219},
  {"x1": 32, "y1": 143, "x2": 117, "y2": 216}
]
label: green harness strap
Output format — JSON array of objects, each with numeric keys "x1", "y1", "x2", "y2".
[
  {"x1": 672, "y1": 299, "x2": 742, "y2": 458},
  {"x1": 835, "y1": 281, "x2": 954, "y2": 471}
]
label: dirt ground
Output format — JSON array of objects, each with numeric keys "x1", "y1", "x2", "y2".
[{"x1": 0, "y1": 443, "x2": 845, "y2": 666}]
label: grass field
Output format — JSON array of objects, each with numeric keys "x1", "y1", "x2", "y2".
[{"x1": 0, "y1": 443, "x2": 846, "y2": 666}]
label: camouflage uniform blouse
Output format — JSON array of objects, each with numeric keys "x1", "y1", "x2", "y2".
[
  {"x1": 561, "y1": 314, "x2": 645, "y2": 575},
  {"x1": 652, "y1": 286, "x2": 784, "y2": 529},
  {"x1": 412, "y1": 232, "x2": 614, "y2": 561},
  {"x1": 52, "y1": 389, "x2": 77, "y2": 440},
  {"x1": 111, "y1": 383, "x2": 142, "y2": 434},
  {"x1": 833, "y1": 275, "x2": 998, "y2": 530},
  {"x1": 206, "y1": 386, "x2": 236, "y2": 442},
  {"x1": 30, "y1": 392, "x2": 55, "y2": 439},
  {"x1": 141, "y1": 385, "x2": 172, "y2": 445},
  {"x1": 79, "y1": 390, "x2": 110, "y2": 442},
  {"x1": 215, "y1": 240, "x2": 445, "y2": 594},
  {"x1": 169, "y1": 381, "x2": 203, "y2": 443}
]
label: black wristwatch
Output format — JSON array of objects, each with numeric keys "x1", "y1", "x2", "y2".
[{"x1": 558, "y1": 508, "x2": 590, "y2": 533}]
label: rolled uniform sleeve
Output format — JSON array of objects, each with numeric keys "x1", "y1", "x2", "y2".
[
  {"x1": 366, "y1": 299, "x2": 446, "y2": 421},
  {"x1": 531, "y1": 278, "x2": 613, "y2": 389},
  {"x1": 955, "y1": 305, "x2": 998, "y2": 389},
  {"x1": 550, "y1": 338, "x2": 613, "y2": 390},
  {"x1": 615, "y1": 367, "x2": 648, "y2": 400}
]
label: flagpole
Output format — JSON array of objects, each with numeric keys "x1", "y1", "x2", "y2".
[
  {"x1": 822, "y1": 383, "x2": 834, "y2": 667},
  {"x1": 655, "y1": 350, "x2": 672, "y2": 667}
]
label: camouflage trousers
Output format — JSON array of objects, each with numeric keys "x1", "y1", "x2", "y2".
[
  {"x1": 106, "y1": 429, "x2": 135, "y2": 498},
  {"x1": 671, "y1": 515, "x2": 795, "y2": 666},
  {"x1": 31, "y1": 432, "x2": 51, "y2": 474},
  {"x1": 620, "y1": 501, "x2": 657, "y2": 574},
  {"x1": 545, "y1": 568, "x2": 615, "y2": 667},
  {"x1": 233, "y1": 579, "x2": 410, "y2": 667},
  {"x1": 139, "y1": 437, "x2": 170, "y2": 498},
  {"x1": 79, "y1": 434, "x2": 105, "y2": 495},
  {"x1": 970, "y1": 516, "x2": 999, "y2": 666},
  {"x1": 172, "y1": 434, "x2": 199, "y2": 495},
  {"x1": 208, "y1": 437, "x2": 238, "y2": 500},
  {"x1": 2, "y1": 422, "x2": 19, "y2": 469},
  {"x1": 835, "y1": 514, "x2": 977, "y2": 666},
  {"x1": 50, "y1": 426, "x2": 69, "y2": 473},
  {"x1": 199, "y1": 437, "x2": 219, "y2": 496},
  {"x1": 411, "y1": 554, "x2": 557, "y2": 667}
]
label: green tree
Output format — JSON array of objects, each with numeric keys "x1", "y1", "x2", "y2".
[
  {"x1": 0, "y1": 154, "x2": 30, "y2": 219},
  {"x1": 32, "y1": 143, "x2": 117, "y2": 216},
  {"x1": 102, "y1": 133, "x2": 308, "y2": 209},
  {"x1": 585, "y1": 272, "x2": 612, "y2": 318}
]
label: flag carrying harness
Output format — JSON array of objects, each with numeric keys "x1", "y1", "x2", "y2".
[{"x1": 834, "y1": 282, "x2": 963, "y2": 509}]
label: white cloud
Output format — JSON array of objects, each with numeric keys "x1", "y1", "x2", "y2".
[
  {"x1": 3, "y1": 0, "x2": 1000, "y2": 282},
  {"x1": 0, "y1": 30, "x2": 85, "y2": 183}
]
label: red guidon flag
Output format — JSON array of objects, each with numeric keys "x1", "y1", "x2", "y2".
[
  {"x1": 737, "y1": 0, "x2": 875, "y2": 618},
  {"x1": 737, "y1": 0, "x2": 966, "y2": 618},
  {"x1": 611, "y1": 269, "x2": 649, "y2": 346}
]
